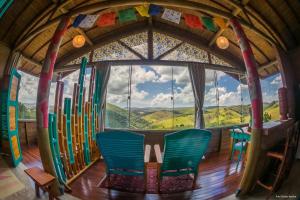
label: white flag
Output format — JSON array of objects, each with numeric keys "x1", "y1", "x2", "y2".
[
  {"x1": 161, "y1": 8, "x2": 181, "y2": 24},
  {"x1": 79, "y1": 14, "x2": 99, "y2": 28}
]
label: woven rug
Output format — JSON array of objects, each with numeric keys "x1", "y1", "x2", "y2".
[
  {"x1": 0, "y1": 158, "x2": 25, "y2": 199},
  {"x1": 99, "y1": 163, "x2": 201, "y2": 193}
]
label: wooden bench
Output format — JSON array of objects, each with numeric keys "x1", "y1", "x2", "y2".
[{"x1": 24, "y1": 167, "x2": 57, "y2": 200}]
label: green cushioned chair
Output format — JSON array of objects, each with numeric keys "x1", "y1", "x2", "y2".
[
  {"x1": 96, "y1": 130, "x2": 151, "y2": 191},
  {"x1": 230, "y1": 126, "x2": 251, "y2": 170},
  {"x1": 154, "y1": 129, "x2": 212, "y2": 191}
]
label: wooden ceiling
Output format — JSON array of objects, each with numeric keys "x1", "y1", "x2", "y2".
[{"x1": 0, "y1": 0, "x2": 299, "y2": 78}]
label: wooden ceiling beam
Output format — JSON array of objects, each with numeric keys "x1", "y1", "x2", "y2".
[
  {"x1": 152, "y1": 20, "x2": 245, "y2": 71},
  {"x1": 117, "y1": 40, "x2": 146, "y2": 60},
  {"x1": 209, "y1": 0, "x2": 250, "y2": 47},
  {"x1": 55, "y1": 20, "x2": 246, "y2": 72},
  {"x1": 148, "y1": 17, "x2": 153, "y2": 60},
  {"x1": 56, "y1": 21, "x2": 149, "y2": 67},
  {"x1": 55, "y1": 60, "x2": 245, "y2": 75},
  {"x1": 20, "y1": 53, "x2": 42, "y2": 68},
  {"x1": 155, "y1": 42, "x2": 183, "y2": 60},
  {"x1": 224, "y1": 0, "x2": 287, "y2": 50},
  {"x1": 2, "y1": 1, "x2": 33, "y2": 41},
  {"x1": 15, "y1": 0, "x2": 72, "y2": 48},
  {"x1": 265, "y1": 0, "x2": 298, "y2": 45},
  {"x1": 14, "y1": 0, "x2": 281, "y2": 51},
  {"x1": 257, "y1": 60, "x2": 278, "y2": 73}
]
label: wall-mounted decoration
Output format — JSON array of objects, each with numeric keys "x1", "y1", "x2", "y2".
[
  {"x1": 161, "y1": 8, "x2": 181, "y2": 24},
  {"x1": 202, "y1": 16, "x2": 218, "y2": 32},
  {"x1": 0, "y1": 68, "x2": 22, "y2": 167},
  {"x1": 118, "y1": 8, "x2": 137, "y2": 23},
  {"x1": 135, "y1": 5, "x2": 150, "y2": 17},
  {"x1": 184, "y1": 14, "x2": 204, "y2": 30},
  {"x1": 97, "y1": 12, "x2": 116, "y2": 27}
]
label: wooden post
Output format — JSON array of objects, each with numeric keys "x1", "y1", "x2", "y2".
[
  {"x1": 229, "y1": 18, "x2": 263, "y2": 195},
  {"x1": 36, "y1": 16, "x2": 70, "y2": 195}
]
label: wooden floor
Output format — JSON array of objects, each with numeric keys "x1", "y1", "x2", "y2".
[{"x1": 22, "y1": 145, "x2": 244, "y2": 200}]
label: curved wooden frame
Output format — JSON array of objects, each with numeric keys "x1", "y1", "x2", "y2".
[
  {"x1": 55, "y1": 20, "x2": 245, "y2": 72},
  {"x1": 36, "y1": 10, "x2": 264, "y2": 198},
  {"x1": 14, "y1": 0, "x2": 283, "y2": 52}
]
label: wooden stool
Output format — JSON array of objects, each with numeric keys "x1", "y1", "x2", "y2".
[
  {"x1": 24, "y1": 167, "x2": 57, "y2": 200},
  {"x1": 255, "y1": 126, "x2": 293, "y2": 198}
]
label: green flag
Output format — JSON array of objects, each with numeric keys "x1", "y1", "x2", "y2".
[
  {"x1": 201, "y1": 16, "x2": 217, "y2": 32},
  {"x1": 118, "y1": 8, "x2": 137, "y2": 23}
]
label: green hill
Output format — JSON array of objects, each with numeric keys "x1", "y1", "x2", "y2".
[{"x1": 92, "y1": 102, "x2": 280, "y2": 130}]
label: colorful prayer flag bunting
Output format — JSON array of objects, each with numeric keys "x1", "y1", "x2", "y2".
[
  {"x1": 73, "y1": 14, "x2": 86, "y2": 28},
  {"x1": 135, "y1": 5, "x2": 150, "y2": 17},
  {"x1": 201, "y1": 16, "x2": 217, "y2": 32},
  {"x1": 214, "y1": 17, "x2": 227, "y2": 29},
  {"x1": 118, "y1": 8, "x2": 137, "y2": 23},
  {"x1": 79, "y1": 14, "x2": 99, "y2": 28},
  {"x1": 148, "y1": 4, "x2": 162, "y2": 16},
  {"x1": 161, "y1": 8, "x2": 181, "y2": 24},
  {"x1": 183, "y1": 14, "x2": 203, "y2": 30},
  {"x1": 97, "y1": 12, "x2": 116, "y2": 27}
]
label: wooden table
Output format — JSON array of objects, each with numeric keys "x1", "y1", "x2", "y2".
[{"x1": 24, "y1": 167, "x2": 56, "y2": 200}]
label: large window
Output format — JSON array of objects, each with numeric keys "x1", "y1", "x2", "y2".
[
  {"x1": 204, "y1": 70, "x2": 250, "y2": 128},
  {"x1": 260, "y1": 73, "x2": 282, "y2": 121},
  {"x1": 105, "y1": 65, "x2": 195, "y2": 130}
]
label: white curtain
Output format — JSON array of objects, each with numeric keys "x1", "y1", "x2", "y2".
[
  {"x1": 188, "y1": 63, "x2": 206, "y2": 129},
  {"x1": 94, "y1": 63, "x2": 111, "y2": 132}
]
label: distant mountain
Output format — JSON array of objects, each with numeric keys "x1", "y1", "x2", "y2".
[
  {"x1": 106, "y1": 101, "x2": 279, "y2": 130},
  {"x1": 18, "y1": 101, "x2": 279, "y2": 129}
]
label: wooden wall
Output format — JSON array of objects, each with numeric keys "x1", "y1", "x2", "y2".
[
  {"x1": 18, "y1": 119, "x2": 241, "y2": 161},
  {"x1": 18, "y1": 119, "x2": 37, "y2": 146}
]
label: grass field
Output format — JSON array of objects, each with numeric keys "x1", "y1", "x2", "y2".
[
  {"x1": 105, "y1": 101, "x2": 280, "y2": 130},
  {"x1": 18, "y1": 101, "x2": 279, "y2": 129}
]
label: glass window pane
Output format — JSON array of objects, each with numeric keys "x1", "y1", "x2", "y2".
[
  {"x1": 260, "y1": 73, "x2": 282, "y2": 121},
  {"x1": 204, "y1": 70, "x2": 250, "y2": 128},
  {"x1": 173, "y1": 67, "x2": 195, "y2": 129},
  {"x1": 130, "y1": 65, "x2": 173, "y2": 130},
  {"x1": 105, "y1": 66, "x2": 130, "y2": 128}
]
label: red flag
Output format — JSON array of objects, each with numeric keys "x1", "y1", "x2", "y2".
[
  {"x1": 97, "y1": 12, "x2": 116, "y2": 27},
  {"x1": 184, "y1": 14, "x2": 203, "y2": 30}
]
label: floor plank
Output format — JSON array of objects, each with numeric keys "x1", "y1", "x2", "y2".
[{"x1": 22, "y1": 146, "x2": 244, "y2": 200}]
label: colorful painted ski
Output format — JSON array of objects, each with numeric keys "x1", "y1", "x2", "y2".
[{"x1": 48, "y1": 113, "x2": 67, "y2": 183}]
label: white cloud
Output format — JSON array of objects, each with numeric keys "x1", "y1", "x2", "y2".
[
  {"x1": 204, "y1": 83, "x2": 250, "y2": 107},
  {"x1": 271, "y1": 75, "x2": 282, "y2": 86},
  {"x1": 151, "y1": 93, "x2": 172, "y2": 107}
]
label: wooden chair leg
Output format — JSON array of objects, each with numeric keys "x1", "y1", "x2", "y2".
[
  {"x1": 192, "y1": 174, "x2": 197, "y2": 189},
  {"x1": 144, "y1": 164, "x2": 147, "y2": 193},
  {"x1": 35, "y1": 183, "x2": 40, "y2": 198},
  {"x1": 157, "y1": 164, "x2": 161, "y2": 193},
  {"x1": 107, "y1": 174, "x2": 111, "y2": 188}
]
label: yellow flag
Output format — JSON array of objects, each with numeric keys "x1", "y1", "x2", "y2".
[
  {"x1": 135, "y1": 5, "x2": 150, "y2": 17},
  {"x1": 213, "y1": 17, "x2": 227, "y2": 29}
]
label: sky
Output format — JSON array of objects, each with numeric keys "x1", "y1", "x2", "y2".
[{"x1": 18, "y1": 66, "x2": 282, "y2": 109}]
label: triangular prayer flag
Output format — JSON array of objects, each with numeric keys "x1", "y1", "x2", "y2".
[
  {"x1": 161, "y1": 8, "x2": 181, "y2": 24},
  {"x1": 201, "y1": 16, "x2": 217, "y2": 32},
  {"x1": 135, "y1": 5, "x2": 149, "y2": 17},
  {"x1": 148, "y1": 4, "x2": 162, "y2": 16},
  {"x1": 79, "y1": 14, "x2": 99, "y2": 28},
  {"x1": 214, "y1": 17, "x2": 227, "y2": 29},
  {"x1": 183, "y1": 14, "x2": 203, "y2": 30},
  {"x1": 73, "y1": 14, "x2": 86, "y2": 28},
  {"x1": 118, "y1": 8, "x2": 137, "y2": 23},
  {"x1": 97, "y1": 12, "x2": 116, "y2": 27}
]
